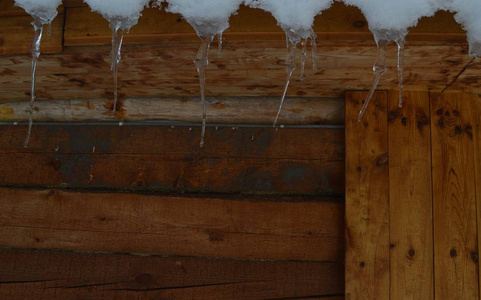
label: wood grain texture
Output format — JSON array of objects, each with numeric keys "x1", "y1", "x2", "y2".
[
  {"x1": 0, "y1": 248, "x2": 344, "y2": 300},
  {"x1": 0, "y1": 96, "x2": 345, "y2": 125},
  {"x1": 431, "y1": 92, "x2": 479, "y2": 300},
  {"x1": 0, "y1": 188, "x2": 344, "y2": 261},
  {"x1": 0, "y1": 0, "x2": 64, "y2": 55},
  {"x1": 387, "y1": 91, "x2": 433, "y2": 299},
  {"x1": 0, "y1": 125, "x2": 344, "y2": 195},
  {"x1": 473, "y1": 94, "x2": 481, "y2": 299},
  {"x1": 345, "y1": 91, "x2": 389, "y2": 300}
]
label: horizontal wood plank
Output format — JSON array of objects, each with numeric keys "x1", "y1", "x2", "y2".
[
  {"x1": 0, "y1": 248, "x2": 344, "y2": 300},
  {"x1": 0, "y1": 96, "x2": 345, "y2": 125},
  {"x1": 0, "y1": 126, "x2": 344, "y2": 195},
  {"x1": 0, "y1": 188, "x2": 344, "y2": 261}
]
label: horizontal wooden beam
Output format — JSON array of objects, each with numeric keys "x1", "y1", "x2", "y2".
[
  {"x1": 0, "y1": 248, "x2": 344, "y2": 299},
  {"x1": 0, "y1": 125, "x2": 345, "y2": 195},
  {"x1": 0, "y1": 97, "x2": 344, "y2": 125},
  {"x1": 0, "y1": 188, "x2": 344, "y2": 261}
]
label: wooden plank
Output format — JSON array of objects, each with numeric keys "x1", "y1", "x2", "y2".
[
  {"x1": 0, "y1": 41, "x2": 477, "y2": 102},
  {"x1": 0, "y1": 188, "x2": 345, "y2": 261},
  {"x1": 0, "y1": 97, "x2": 345, "y2": 125},
  {"x1": 0, "y1": 126, "x2": 344, "y2": 195},
  {"x1": 474, "y1": 94, "x2": 481, "y2": 298},
  {"x1": 0, "y1": 248, "x2": 344, "y2": 300},
  {"x1": 431, "y1": 92, "x2": 479, "y2": 300},
  {"x1": 0, "y1": 0, "x2": 64, "y2": 55},
  {"x1": 387, "y1": 91, "x2": 433, "y2": 299},
  {"x1": 345, "y1": 91, "x2": 389, "y2": 299},
  {"x1": 63, "y1": 3, "x2": 465, "y2": 46}
]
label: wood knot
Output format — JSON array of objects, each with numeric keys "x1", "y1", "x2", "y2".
[
  {"x1": 47, "y1": 190, "x2": 55, "y2": 197},
  {"x1": 357, "y1": 167, "x2": 362, "y2": 172},
  {"x1": 390, "y1": 243, "x2": 396, "y2": 249},
  {"x1": 408, "y1": 249, "x2": 415, "y2": 258},
  {"x1": 471, "y1": 251, "x2": 479, "y2": 263},
  {"x1": 353, "y1": 20, "x2": 366, "y2": 28},
  {"x1": 360, "y1": 261, "x2": 365, "y2": 268},
  {"x1": 52, "y1": 159, "x2": 62, "y2": 171},
  {"x1": 436, "y1": 108, "x2": 444, "y2": 116},
  {"x1": 376, "y1": 153, "x2": 389, "y2": 167},
  {"x1": 401, "y1": 117, "x2": 407, "y2": 126},
  {"x1": 450, "y1": 248, "x2": 457, "y2": 257}
]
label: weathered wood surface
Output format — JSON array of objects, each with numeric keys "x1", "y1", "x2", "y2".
[
  {"x1": 387, "y1": 91, "x2": 433, "y2": 299},
  {"x1": 0, "y1": 1, "x2": 479, "y2": 102},
  {"x1": 0, "y1": 188, "x2": 344, "y2": 261},
  {"x1": 431, "y1": 92, "x2": 479, "y2": 299},
  {"x1": 0, "y1": 96, "x2": 345, "y2": 125},
  {"x1": 476, "y1": 95, "x2": 481, "y2": 297},
  {"x1": 0, "y1": 125, "x2": 344, "y2": 195},
  {"x1": 345, "y1": 91, "x2": 390, "y2": 299},
  {"x1": 0, "y1": 248, "x2": 344, "y2": 300}
]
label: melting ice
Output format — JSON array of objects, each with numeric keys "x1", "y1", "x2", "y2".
[
  {"x1": 84, "y1": 0, "x2": 150, "y2": 112},
  {"x1": 342, "y1": 0, "x2": 438, "y2": 120},
  {"x1": 158, "y1": 0, "x2": 243, "y2": 147},
  {"x1": 14, "y1": 0, "x2": 62, "y2": 147},
  {"x1": 245, "y1": 0, "x2": 332, "y2": 126}
]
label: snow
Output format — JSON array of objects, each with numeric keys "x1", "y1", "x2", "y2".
[
  {"x1": 158, "y1": 0, "x2": 243, "y2": 35},
  {"x1": 84, "y1": 0, "x2": 150, "y2": 29},
  {"x1": 440, "y1": 0, "x2": 481, "y2": 58},
  {"x1": 245, "y1": 0, "x2": 332, "y2": 38},
  {"x1": 342, "y1": 0, "x2": 438, "y2": 40},
  {"x1": 14, "y1": 0, "x2": 62, "y2": 23}
]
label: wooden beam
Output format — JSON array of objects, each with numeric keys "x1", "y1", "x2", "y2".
[
  {"x1": 0, "y1": 97, "x2": 345, "y2": 125},
  {"x1": 431, "y1": 92, "x2": 479, "y2": 299},
  {"x1": 387, "y1": 91, "x2": 433, "y2": 299},
  {"x1": 0, "y1": 125, "x2": 344, "y2": 195},
  {"x1": 0, "y1": 188, "x2": 344, "y2": 261},
  {"x1": 476, "y1": 95, "x2": 481, "y2": 300},
  {"x1": 0, "y1": 248, "x2": 344, "y2": 299},
  {"x1": 345, "y1": 91, "x2": 390, "y2": 299}
]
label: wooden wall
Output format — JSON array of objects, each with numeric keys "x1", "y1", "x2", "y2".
[{"x1": 345, "y1": 91, "x2": 481, "y2": 300}]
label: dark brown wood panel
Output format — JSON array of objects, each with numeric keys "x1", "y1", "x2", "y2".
[
  {"x1": 0, "y1": 248, "x2": 344, "y2": 300},
  {"x1": 0, "y1": 188, "x2": 344, "y2": 261},
  {"x1": 0, "y1": 126, "x2": 344, "y2": 195}
]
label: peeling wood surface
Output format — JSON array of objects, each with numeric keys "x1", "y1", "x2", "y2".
[
  {"x1": 0, "y1": 248, "x2": 344, "y2": 300},
  {"x1": 0, "y1": 188, "x2": 344, "y2": 261},
  {"x1": 0, "y1": 97, "x2": 345, "y2": 125}
]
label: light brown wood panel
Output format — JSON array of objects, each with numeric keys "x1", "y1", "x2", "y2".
[
  {"x1": 0, "y1": 248, "x2": 344, "y2": 300},
  {"x1": 345, "y1": 91, "x2": 390, "y2": 300},
  {"x1": 431, "y1": 92, "x2": 479, "y2": 300},
  {"x1": 0, "y1": 126, "x2": 344, "y2": 195},
  {"x1": 0, "y1": 188, "x2": 344, "y2": 261},
  {"x1": 388, "y1": 91, "x2": 433, "y2": 299},
  {"x1": 0, "y1": 96, "x2": 345, "y2": 125},
  {"x1": 0, "y1": 41, "x2": 476, "y2": 102}
]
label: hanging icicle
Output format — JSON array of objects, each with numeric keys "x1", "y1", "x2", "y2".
[
  {"x1": 14, "y1": 0, "x2": 62, "y2": 147},
  {"x1": 160, "y1": 0, "x2": 243, "y2": 147},
  {"x1": 83, "y1": 0, "x2": 150, "y2": 112}
]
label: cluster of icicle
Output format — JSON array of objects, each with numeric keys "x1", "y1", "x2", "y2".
[{"x1": 14, "y1": 0, "x2": 481, "y2": 147}]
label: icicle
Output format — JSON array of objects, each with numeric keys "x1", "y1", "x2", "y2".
[
  {"x1": 24, "y1": 17, "x2": 44, "y2": 148},
  {"x1": 311, "y1": 32, "x2": 317, "y2": 71},
  {"x1": 396, "y1": 37, "x2": 405, "y2": 108},
  {"x1": 217, "y1": 31, "x2": 223, "y2": 58},
  {"x1": 357, "y1": 39, "x2": 388, "y2": 122},
  {"x1": 110, "y1": 21, "x2": 124, "y2": 113},
  {"x1": 194, "y1": 33, "x2": 215, "y2": 147},
  {"x1": 273, "y1": 30, "x2": 300, "y2": 127},
  {"x1": 299, "y1": 38, "x2": 307, "y2": 81}
]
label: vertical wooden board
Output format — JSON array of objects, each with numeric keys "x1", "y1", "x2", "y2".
[
  {"x1": 345, "y1": 91, "x2": 389, "y2": 300},
  {"x1": 474, "y1": 94, "x2": 481, "y2": 295},
  {"x1": 431, "y1": 92, "x2": 479, "y2": 300},
  {"x1": 388, "y1": 91, "x2": 433, "y2": 299}
]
